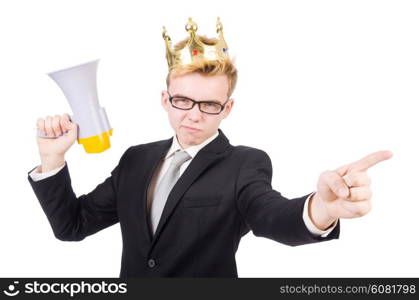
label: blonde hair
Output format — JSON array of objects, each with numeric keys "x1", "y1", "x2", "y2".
[{"x1": 166, "y1": 35, "x2": 238, "y2": 97}]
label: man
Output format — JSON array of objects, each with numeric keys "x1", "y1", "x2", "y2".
[{"x1": 28, "y1": 18, "x2": 392, "y2": 277}]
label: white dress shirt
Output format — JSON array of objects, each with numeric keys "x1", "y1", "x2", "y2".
[{"x1": 29, "y1": 131, "x2": 337, "y2": 237}]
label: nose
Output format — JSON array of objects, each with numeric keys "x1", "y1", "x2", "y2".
[{"x1": 186, "y1": 103, "x2": 203, "y2": 121}]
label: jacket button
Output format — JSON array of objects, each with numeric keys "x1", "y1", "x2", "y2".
[{"x1": 147, "y1": 259, "x2": 156, "y2": 268}]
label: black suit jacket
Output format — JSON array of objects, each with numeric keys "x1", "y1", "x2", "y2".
[{"x1": 28, "y1": 129, "x2": 339, "y2": 277}]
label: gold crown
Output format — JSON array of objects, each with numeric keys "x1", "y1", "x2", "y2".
[{"x1": 162, "y1": 17, "x2": 230, "y2": 69}]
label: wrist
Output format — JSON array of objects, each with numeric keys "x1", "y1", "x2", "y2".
[
  {"x1": 40, "y1": 154, "x2": 65, "y2": 173},
  {"x1": 309, "y1": 193, "x2": 337, "y2": 230}
]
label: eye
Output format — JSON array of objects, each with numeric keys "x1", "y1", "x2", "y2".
[
  {"x1": 172, "y1": 97, "x2": 193, "y2": 108},
  {"x1": 202, "y1": 102, "x2": 218, "y2": 107}
]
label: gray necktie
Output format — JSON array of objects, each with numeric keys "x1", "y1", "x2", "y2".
[{"x1": 150, "y1": 150, "x2": 191, "y2": 234}]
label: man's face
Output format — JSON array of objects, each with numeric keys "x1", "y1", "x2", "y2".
[{"x1": 161, "y1": 72, "x2": 234, "y2": 149}]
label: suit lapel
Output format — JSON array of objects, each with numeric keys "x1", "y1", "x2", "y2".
[{"x1": 151, "y1": 129, "x2": 232, "y2": 248}]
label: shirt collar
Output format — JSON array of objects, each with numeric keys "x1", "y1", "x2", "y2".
[{"x1": 165, "y1": 130, "x2": 220, "y2": 160}]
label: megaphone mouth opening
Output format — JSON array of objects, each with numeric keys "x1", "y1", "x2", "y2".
[{"x1": 47, "y1": 59, "x2": 100, "y2": 75}]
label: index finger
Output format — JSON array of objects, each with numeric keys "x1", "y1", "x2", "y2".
[
  {"x1": 62, "y1": 113, "x2": 71, "y2": 123},
  {"x1": 349, "y1": 150, "x2": 393, "y2": 171}
]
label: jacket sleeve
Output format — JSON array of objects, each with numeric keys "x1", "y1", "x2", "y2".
[
  {"x1": 27, "y1": 147, "x2": 132, "y2": 241},
  {"x1": 235, "y1": 148, "x2": 339, "y2": 246}
]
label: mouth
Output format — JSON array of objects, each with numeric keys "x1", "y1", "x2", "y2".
[{"x1": 182, "y1": 125, "x2": 201, "y2": 132}]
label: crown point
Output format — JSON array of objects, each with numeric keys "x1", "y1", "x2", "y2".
[
  {"x1": 216, "y1": 17, "x2": 223, "y2": 33},
  {"x1": 162, "y1": 26, "x2": 171, "y2": 41},
  {"x1": 185, "y1": 18, "x2": 198, "y2": 33}
]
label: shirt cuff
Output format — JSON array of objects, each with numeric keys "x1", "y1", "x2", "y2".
[
  {"x1": 303, "y1": 192, "x2": 338, "y2": 238},
  {"x1": 29, "y1": 163, "x2": 66, "y2": 182}
]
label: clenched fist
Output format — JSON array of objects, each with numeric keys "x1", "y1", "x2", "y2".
[{"x1": 36, "y1": 113, "x2": 78, "y2": 172}]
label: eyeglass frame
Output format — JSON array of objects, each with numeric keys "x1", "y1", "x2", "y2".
[{"x1": 166, "y1": 91, "x2": 230, "y2": 115}]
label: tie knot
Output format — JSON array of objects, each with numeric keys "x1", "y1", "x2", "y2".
[{"x1": 171, "y1": 150, "x2": 191, "y2": 167}]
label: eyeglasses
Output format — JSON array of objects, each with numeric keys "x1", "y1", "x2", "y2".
[{"x1": 167, "y1": 91, "x2": 229, "y2": 115}]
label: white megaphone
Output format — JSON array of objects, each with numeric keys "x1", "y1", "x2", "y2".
[{"x1": 38, "y1": 59, "x2": 113, "y2": 153}]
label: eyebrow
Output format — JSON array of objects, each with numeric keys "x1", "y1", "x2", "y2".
[{"x1": 171, "y1": 93, "x2": 223, "y2": 105}]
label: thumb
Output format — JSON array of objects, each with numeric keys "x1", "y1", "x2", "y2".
[{"x1": 318, "y1": 170, "x2": 350, "y2": 200}]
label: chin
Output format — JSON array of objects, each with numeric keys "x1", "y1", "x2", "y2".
[{"x1": 178, "y1": 132, "x2": 204, "y2": 146}]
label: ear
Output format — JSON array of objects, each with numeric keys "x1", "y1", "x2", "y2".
[
  {"x1": 221, "y1": 98, "x2": 234, "y2": 119},
  {"x1": 161, "y1": 90, "x2": 169, "y2": 112}
]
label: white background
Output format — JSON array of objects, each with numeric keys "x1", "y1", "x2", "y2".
[{"x1": 0, "y1": 0, "x2": 418, "y2": 277}]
